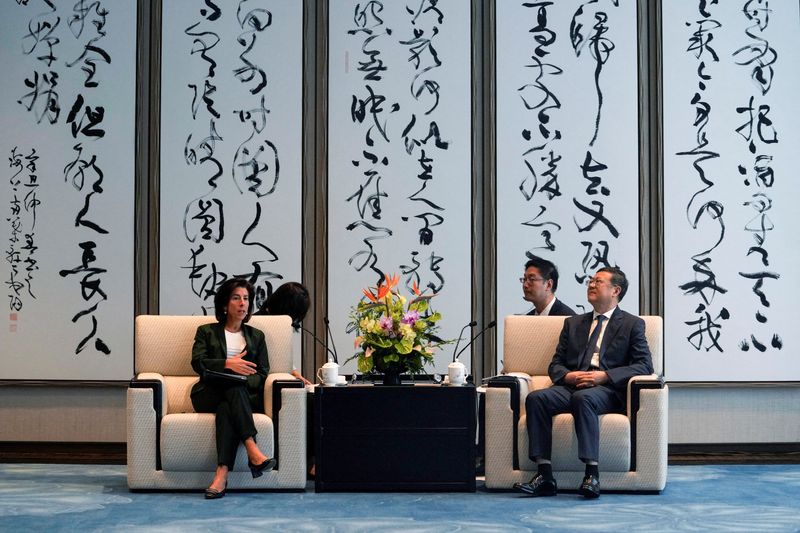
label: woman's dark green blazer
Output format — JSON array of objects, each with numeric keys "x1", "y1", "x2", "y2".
[{"x1": 190, "y1": 322, "x2": 270, "y2": 410}]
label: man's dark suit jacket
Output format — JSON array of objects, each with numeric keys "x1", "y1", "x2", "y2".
[
  {"x1": 526, "y1": 298, "x2": 576, "y2": 316},
  {"x1": 548, "y1": 307, "x2": 653, "y2": 402},
  {"x1": 190, "y1": 322, "x2": 270, "y2": 409}
]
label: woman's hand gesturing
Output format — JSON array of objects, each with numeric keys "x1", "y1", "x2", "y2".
[{"x1": 225, "y1": 350, "x2": 257, "y2": 375}]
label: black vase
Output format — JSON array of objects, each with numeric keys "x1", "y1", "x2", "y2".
[
  {"x1": 381, "y1": 367, "x2": 402, "y2": 386},
  {"x1": 374, "y1": 350, "x2": 404, "y2": 385}
]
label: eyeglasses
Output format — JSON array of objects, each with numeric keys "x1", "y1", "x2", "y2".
[
  {"x1": 585, "y1": 278, "x2": 610, "y2": 287},
  {"x1": 519, "y1": 276, "x2": 545, "y2": 284}
]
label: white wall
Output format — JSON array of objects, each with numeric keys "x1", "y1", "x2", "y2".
[
  {"x1": 0, "y1": 387, "x2": 126, "y2": 442},
  {"x1": 669, "y1": 386, "x2": 800, "y2": 445}
]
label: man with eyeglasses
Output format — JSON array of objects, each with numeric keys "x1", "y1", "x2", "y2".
[
  {"x1": 478, "y1": 257, "x2": 575, "y2": 475},
  {"x1": 514, "y1": 266, "x2": 653, "y2": 499},
  {"x1": 520, "y1": 256, "x2": 575, "y2": 317}
]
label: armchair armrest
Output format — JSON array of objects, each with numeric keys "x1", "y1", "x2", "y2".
[
  {"x1": 489, "y1": 372, "x2": 554, "y2": 416},
  {"x1": 626, "y1": 374, "x2": 666, "y2": 418},
  {"x1": 503, "y1": 372, "x2": 532, "y2": 402},
  {"x1": 270, "y1": 381, "x2": 307, "y2": 484},
  {"x1": 135, "y1": 372, "x2": 167, "y2": 415},
  {"x1": 270, "y1": 379, "x2": 304, "y2": 469},
  {"x1": 263, "y1": 372, "x2": 297, "y2": 418},
  {"x1": 128, "y1": 374, "x2": 165, "y2": 473},
  {"x1": 487, "y1": 375, "x2": 525, "y2": 470},
  {"x1": 626, "y1": 374, "x2": 667, "y2": 472}
]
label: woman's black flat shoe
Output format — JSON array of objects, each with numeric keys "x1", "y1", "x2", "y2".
[
  {"x1": 204, "y1": 482, "x2": 227, "y2": 499},
  {"x1": 248, "y1": 457, "x2": 277, "y2": 478}
]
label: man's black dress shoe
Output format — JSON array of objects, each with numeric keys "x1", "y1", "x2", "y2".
[
  {"x1": 204, "y1": 481, "x2": 227, "y2": 499},
  {"x1": 248, "y1": 457, "x2": 277, "y2": 478},
  {"x1": 578, "y1": 474, "x2": 600, "y2": 498},
  {"x1": 513, "y1": 473, "x2": 557, "y2": 497}
]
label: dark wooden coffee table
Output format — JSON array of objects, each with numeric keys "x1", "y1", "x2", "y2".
[{"x1": 314, "y1": 384, "x2": 476, "y2": 492}]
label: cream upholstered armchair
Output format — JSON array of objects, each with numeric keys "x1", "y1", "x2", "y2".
[
  {"x1": 484, "y1": 315, "x2": 667, "y2": 492},
  {"x1": 127, "y1": 315, "x2": 307, "y2": 490}
]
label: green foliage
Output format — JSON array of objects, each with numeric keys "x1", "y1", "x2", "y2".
[{"x1": 345, "y1": 276, "x2": 452, "y2": 376}]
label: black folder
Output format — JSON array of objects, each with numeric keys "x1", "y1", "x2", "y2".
[{"x1": 203, "y1": 369, "x2": 247, "y2": 384}]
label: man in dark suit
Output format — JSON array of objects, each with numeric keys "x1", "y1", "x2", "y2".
[
  {"x1": 514, "y1": 267, "x2": 653, "y2": 499},
  {"x1": 478, "y1": 256, "x2": 575, "y2": 475},
  {"x1": 521, "y1": 256, "x2": 576, "y2": 317}
]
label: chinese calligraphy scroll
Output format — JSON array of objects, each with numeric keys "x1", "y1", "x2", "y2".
[
  {"x1": 159, "y1": 0, "x2": 303, "y2": 362},
  {"x1": 496, "y1": 0, "x2": 642, "y2": 364},
  {"x1": 328, "y1": 0, "x2": 472, "y2": 374},
  {"x1": 663, "y1": 0, "x2": 799, "y2": 381},
  {"x1": 0, "y1": 0, "x2": 136, "y2": 380}
]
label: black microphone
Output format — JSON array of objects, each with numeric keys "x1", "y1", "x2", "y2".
[
  {"x1": 452, "y1": 320, "x2": 478, "y2": 363},
  {"x1": 323, "y1": 317, "x2": 339, "y2": 364},
  {"x1": 292, "y1": 320, "x2": 337, "y2": 363},
  {"x1": 455, "y1": 320, "x2": 497, "y2": 360}
]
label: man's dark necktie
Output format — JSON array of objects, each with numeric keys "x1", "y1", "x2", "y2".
[{"x1": 581, "y1": 315, "x2": 606, "y2": 370}]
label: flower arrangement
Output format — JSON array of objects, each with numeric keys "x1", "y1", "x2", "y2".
[{"x1": 348, "y1": 273, "x2": 448, "y2": 379}]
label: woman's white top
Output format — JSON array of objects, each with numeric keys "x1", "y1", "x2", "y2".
[{"x1": 224, "y1": 329, "x2": 246, "y2": 358}]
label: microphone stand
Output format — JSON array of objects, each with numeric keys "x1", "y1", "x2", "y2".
[
  {"x1": 452, "y1": 320, "x2": 477, "y2": 363},
  {"x1": 323, "y1": 317, "x2": 339, "y2": 365},
  {"x1": 292, "y1": 321, "x2": 337, "y2": 363},
  {"x1": 455, "y1": 320, "x2": 497, "y2": 361}
]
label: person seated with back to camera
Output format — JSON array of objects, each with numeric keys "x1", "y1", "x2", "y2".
[
  {"x1": 256, "y1": 281, "x2": 312, "y2": 385},
  {"x1": 190, "y1": 277, "x2": 277, "y2": 500},
  {"x1": 257, "y1": 281, "x2": 317, "y2": 477}
]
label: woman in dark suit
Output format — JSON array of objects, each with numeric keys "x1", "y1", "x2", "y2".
[{"x1": 190, "y1": 277, "x2": 276, "y2": 499}]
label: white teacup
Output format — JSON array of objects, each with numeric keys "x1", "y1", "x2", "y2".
[
  {"x1": 336, "y1": 375, "x2": 347, "y2": 385},
  {"x1": 317, "y1": 361, "x2": 340, "y2": 385},
  {"x1": 448, "y1": 361, "x2": 466, "y2": 386}
]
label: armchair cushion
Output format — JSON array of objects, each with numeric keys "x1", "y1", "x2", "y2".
[
  {"x1": 517, "y1": 413, "x2": 630, "y2": 472},
  {"x1": 164, "y1": 376, "x2": 198, "y2": 414},
  {"x1": 160, "y1": 413, "x2": 274, "y2": 471}
]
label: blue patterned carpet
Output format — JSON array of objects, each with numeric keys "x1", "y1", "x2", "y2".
[{"x1": 0, "y1": 464, "x2": 799, "y2": 532}]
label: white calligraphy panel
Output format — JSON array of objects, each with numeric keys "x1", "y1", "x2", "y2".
[
  {"x1": 328, "y1": 1, "x2": 472, "y2": 374},
  {"x1": 159, "y1": 3, "x2": 302, "y2": 330},
  {"x1": 496, "y1": 1, "x2": 641, "y2": 365},
  {"x1": 0, "y1": 0, "x2": 136, "y2": 380},
  {"x1": 663, "y1": 1, "x2": 800, "y2": 381}
]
